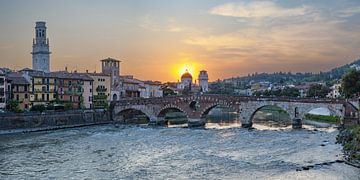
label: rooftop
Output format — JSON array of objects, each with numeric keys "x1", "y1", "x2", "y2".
[
  {"x1": 100, "y1": 57, "x2": 121, "y2": 62},
  {"x1": 6, "y1": 72, "x2": 30, "y2": 85}
]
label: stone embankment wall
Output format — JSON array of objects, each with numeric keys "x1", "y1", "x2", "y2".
[{"x1": 0, "y1": 110, "x2": 112, "y2": 134}]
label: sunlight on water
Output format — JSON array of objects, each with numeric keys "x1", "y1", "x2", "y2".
[
  {"x1": 205, "y1": 122, "x2": 242, "y2": 129},
  {"x1": 252, "y1": 123, "x2": 292, "y2": 130},
  {"x1": 167, "y1": 124, "x2": 188, "y2": 128}
]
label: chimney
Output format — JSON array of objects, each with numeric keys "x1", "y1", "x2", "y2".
[
  {"x1": 65, "y1": 66, "x2": 68, "y2": 72},
  {"x1": 86, "y1": 70, "x2": 89, "y2": 73}
]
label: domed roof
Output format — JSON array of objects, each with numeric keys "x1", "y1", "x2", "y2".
[{"x1": 181, "y1": 71, "x2": 192, "y2": 79}]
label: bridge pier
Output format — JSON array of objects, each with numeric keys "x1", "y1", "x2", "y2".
[
  {"x1": 292, "y1": 118, "x2": 302, "y2": 129},
  {"x1": 241, "y1": 122, "x2": 253, "y2": 128},
  {"x1": 188, "y1": 118, "x2": 206, "y2": 128}
]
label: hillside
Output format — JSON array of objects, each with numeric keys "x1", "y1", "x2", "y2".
[{"x1": 223, "y1": 59, "x2": 360, "y2": 86}]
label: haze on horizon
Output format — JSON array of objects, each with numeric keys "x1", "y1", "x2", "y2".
[{"x1": 0, "y1": 0, "x2": 360, "y2": 82}]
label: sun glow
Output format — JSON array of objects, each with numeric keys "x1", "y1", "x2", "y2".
[{"x1": 170, "y1": 60, "x2": 201, "y2": 81}]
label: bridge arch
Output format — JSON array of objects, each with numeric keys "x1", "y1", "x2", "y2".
[
  {"x1": 114, "y1": 108, "x2": 151, "y2": 124},
  {"x1": 157, "y1": 104, "x2": 189, "y2": 118},
  {"x1": 249, "y1": 105, "x2": 292, "y2": 127},
  {"x1": 300, "y1": 105, "x2": 344, "y2": 123},
  {"x1": 200, "y1": 103, "x2": 238, "y2": 118}
]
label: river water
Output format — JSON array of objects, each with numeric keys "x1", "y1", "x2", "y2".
[{"x1": 0, "y1": 124, "x2": 359, "y2": 179}]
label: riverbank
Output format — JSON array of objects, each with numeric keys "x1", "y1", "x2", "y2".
[
  {"x1": 337, "y1": 125, "x2": 360, "y2": 167},
  {"x1": 0, "y1": 110, "x2": 111, "y2": 135}
]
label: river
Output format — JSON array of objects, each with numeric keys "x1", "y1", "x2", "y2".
[{"x1": 0, "y1": 124, "x2": 359, "y2": 179}]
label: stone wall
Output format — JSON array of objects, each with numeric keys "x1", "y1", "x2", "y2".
[{"x1": 0, "y1": 110, "x2": 111, "y2": 134}]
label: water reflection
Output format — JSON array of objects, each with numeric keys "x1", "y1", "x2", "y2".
[{"x1": 205, "y1": 105, "x2": 241, "y2": 129}]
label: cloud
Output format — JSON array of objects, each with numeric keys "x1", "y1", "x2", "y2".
[
  {"x1": 138, "y1": 15, "x2": 187, "y2": 32},
  {"x1": 209, "y1": 1, "x2": 311, "y2": 18},
  {"x1": 183, "y1": 19, "x2": 360, "y2": 73},
  {"x1": 337, "y1": 6, "x2": 360, "y2": 18}
]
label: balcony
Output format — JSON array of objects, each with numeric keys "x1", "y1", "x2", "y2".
[
  {"x1": 63, "y1": 90, "x2": 83, "y2": 96},
  {"x1": 34, "y1": 89, "x2": 55, "y2": 93},
  {"x1": 34, "y1": 81, "x2": 55, "y2": 85},
  {"x1": 93, "y1": 95, "x2": 108, "y2": 101},
  {"x1": 96, "y1": 87, "x2": 107, "y2": 92}
]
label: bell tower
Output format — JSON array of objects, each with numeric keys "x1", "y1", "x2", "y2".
[{"x1": 32, "y1": 21, "x2": 51, "y2": 72}]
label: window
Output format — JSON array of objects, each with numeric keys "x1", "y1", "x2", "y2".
[
  {"x1": 16, "y1": 85, "x2": 19, "y2": 92},
  {"x1": 16, "y1": 94, "x2": 19, "y2": 101},
  {"x1": 90, "y1": 88, "x2": 92, "y2": 93},
  {"x1": 46, "y1": 94, "x2": 49, "y2": 101},
  {"x1": 25, "y1": 104, "x2": 28, "y2": 109},
  {"x1": 35, "y1": 94, "x2": 38, "y2": 101},
  {"x1": 25, "y1": 94, "x2": 28, "y2": 99},
  {"x1": 24, "y1": 86, "x2": 28, "y2": 92},
  {"x1": 42, "y1": 94, "x2": 45, "y2": 100}
]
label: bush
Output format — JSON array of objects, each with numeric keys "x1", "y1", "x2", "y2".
[
  {"x1": 304, "y1": 114, "x2": 340, "y2": 124},
  {"x1": 30, "y1": 104, "x2": 46, "y2": 112},
  {"x1": 47, "y1": 104, "x2": 55, "y2": 110},
  {"x1": 7, "y1": 100, "x2": 23, "y2": 113},
  {"x1": 337, "y1": 125, "x2": 360, "y2": 162},
  {"x1": 64, "y1": 103, "x2": 73, "y2": 110}
]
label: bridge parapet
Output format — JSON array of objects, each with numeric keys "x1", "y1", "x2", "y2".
[{"x1": 111, "y1": 95, "x2": 355, "y2": 128}]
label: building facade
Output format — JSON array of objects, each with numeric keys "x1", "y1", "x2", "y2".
[
  {"x1": 327, "y1": 83, "x2": 342, "y2": 99},
  {"x1": 87, "y1": 73, "x2": 111, "y2": 108},
  {"x1": 32, "y1": 21, "x2": 51, "y2": 72},
  {"x1": 54, "y1": 72, "x2": 93, "y2": 109},
  {"x1": 6, "y1": 72, "x2": 31, "y2": 110},
  {"x1": 142, "y1": 81, "x2": 163, "y2": 98},
  {"x1": 0, "y1": 70, "x2": 5, "y2": 109}
]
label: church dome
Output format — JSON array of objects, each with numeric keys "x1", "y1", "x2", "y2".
[{"x1": 181, "y1": 71, "x2": 192, "y2": 79}]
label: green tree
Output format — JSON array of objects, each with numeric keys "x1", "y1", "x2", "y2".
[
  {"x1": 341, "y1": 69, "x2": 360, "y2": 98},
  {"x1": 162, "y1": 87, "x2": 176, "y2": 96},
  {"x1": 307, "y1": 84, "x2": 331, "y2": 98},
  {"x1": 7, "y1": 100, "x2": 23, "y2": 113}
]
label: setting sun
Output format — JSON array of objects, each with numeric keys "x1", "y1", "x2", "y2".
[{"x1": 170, "y1": 60, "x2": 201, "y2": 81}]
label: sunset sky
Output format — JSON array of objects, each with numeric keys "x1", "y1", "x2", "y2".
[{"x1": 0, "y1": 0, "x2": 360, "y2": 82}]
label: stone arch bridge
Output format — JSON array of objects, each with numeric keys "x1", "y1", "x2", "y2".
[{"x1": 111, "y1": 95, "x2": 358, "y2": 128}]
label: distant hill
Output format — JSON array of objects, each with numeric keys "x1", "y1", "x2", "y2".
[{"x1": 222, "y1": 59, "x2": 360, "y2": 87}]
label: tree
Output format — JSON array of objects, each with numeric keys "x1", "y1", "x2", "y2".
[
  {"x1": 307, "y1": 84, "x2": 331, "y2": 98},
  {"x1": 341, "y1": 69, "x2": 360, "y2": 98},
  {"x1": 30, "y1": 104, "x2": 46, "y2": 112},
  {"x1": 162, "y1": 87, "x2": 176, "y2": 96},
  {"x1": 7, "y1": 100, "x2": 22, "y2": 113}
]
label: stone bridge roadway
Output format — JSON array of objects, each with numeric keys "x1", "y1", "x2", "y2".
[{"x1": 111, "y1": 95, "x2": 358, "y2": 128}]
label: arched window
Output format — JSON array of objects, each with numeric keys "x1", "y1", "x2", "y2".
[{"x1": 113, "y1": 94, "x2": 118, "y2": 101}]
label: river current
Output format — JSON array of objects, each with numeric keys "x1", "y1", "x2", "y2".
[{"x1": 0, "y1": 124, "x2": 359, "y2": 179}]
